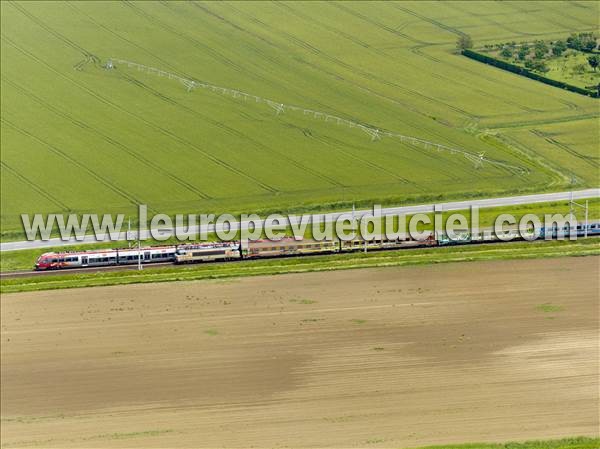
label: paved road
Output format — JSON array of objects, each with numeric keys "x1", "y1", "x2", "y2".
[{"x1": 2, "y1": 188, "x2": 598, "y2": 252}]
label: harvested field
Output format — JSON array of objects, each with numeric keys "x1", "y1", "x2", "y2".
[{"x1": 1, "y1": 257, "x2": 599, "y2": 448}]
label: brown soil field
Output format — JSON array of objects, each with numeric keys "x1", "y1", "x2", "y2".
[{"x1": 1, "y1": 257, "x2": 598, "y2": 448}]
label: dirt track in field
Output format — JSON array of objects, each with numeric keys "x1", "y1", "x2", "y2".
[{"x1": 1, "y1": 257, "x2": 598, "y2": 448}]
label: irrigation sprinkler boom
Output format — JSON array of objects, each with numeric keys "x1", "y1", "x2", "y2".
[{"x1": 106, "y1": 57, "x2": 528, "y2": 175}]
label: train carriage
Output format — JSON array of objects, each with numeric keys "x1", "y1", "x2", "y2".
[
  {"x1": 244, "y1": 237, "x2": 339, "y2": 258},
  {"x1": 35, "y1": 246, "x2": 177, "y2": 270},
  {"x1": 340, "y1": 233, "x2": 436, "y2": 251}
]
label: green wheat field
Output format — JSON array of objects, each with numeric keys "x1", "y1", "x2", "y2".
[{"x1": 1, "y1": 1, "x2": 598, "y2": 239}]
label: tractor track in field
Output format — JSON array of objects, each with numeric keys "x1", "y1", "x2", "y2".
[
  {"x1": 219, "y1": 2, "x2": 475, "y2": 123},
  {"x1": 118, "y1": 73, "x2": 346, "y2": 189},
  {"x1": 2, "y1": 77, "x2": 213, "y2": 201},
  {"x1": 0, "y1": 118, "x2": 147, "y2": 209},
  {"x1": 6, "y1": 7, "x2": 531, "y2": 181},
  {"x1": 508, "y1": 1, "x2": 591, "y2": 36},
  {"x1": 121, "y1": 1, "x2": 276, "y2": 87},
  {"x1": 70, "y1": 0, "x2": 366, "y2": 133},
  {"x1": 276, "y1": 3, "x2": 539, "y2": 116},
  {"x1": 448, "y1": 2, "x2": 537, "y2": 38},
  {"x1": 8, "y1": 2, "x2": 92, "y2": 58},
  {"x1": 124, "y1": 0, "x2": 362, "y2": 121},
  {"x1": 331, "y1": 2, "x2": 427, "y2": 46},
  {"x1": 389, "y1": 4, "x2": 466, "y2": 37},
  {"x1": 530, "y1": 129, "x2": 600, "y2": 169},
  {"x1": 0, "y1": 34, "x2": 279, "y2": 195},
  {"x1": 68, "y1": 2, "x2": 347, "y2": 190},
  {"x1": 292, "y1": 129, "x2": 414, "y2": 186},
  {"x1": 230, "y1": 3, "x2": 477, "y2": 121},
  {"x1": 273, "y1": 3, "x2": 373, "y2": 50},
  {"x1": 112, "y1": 55, "x2": 528, "y2": 177},
  {"x1": 493, "y1": 133, "x2": 575, "y2": 187},
  {"x1": 0, "y1": 161, "x2": 70, "y2": 211},
  {"x1": 184, "y1": 0, "x2": 418, "y2": 131},
  {"x1": 83, "y1": 0, "x2": 536, "y2": 173},
  {"x1": 71, "y1": 0, "x2": 368, "y2": 133},
  {"x1": 66, "y1": 2, "x2": 194, "y2": 81},
  {"x1": 4, "y1": 6, "x2": 280, "y2": 194},
  {"x1": 486, "y1": 112, "x2": 599, "y2": 130},
  {"x1": 408, "y1": 42, "x2": 580, "y2": 113}
]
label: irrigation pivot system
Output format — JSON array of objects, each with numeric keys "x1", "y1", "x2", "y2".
[{"x1": 105, "y1": 58, "x2": 527, "y2": 175}]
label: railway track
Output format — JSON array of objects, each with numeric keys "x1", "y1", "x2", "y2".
[{"x1": 2, "y1": 235, "x2": 597, "y2": 280}]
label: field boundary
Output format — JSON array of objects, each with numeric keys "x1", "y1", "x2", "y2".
[{"x1": 462, "y1": 49, "x2": 599, "y2": 98}]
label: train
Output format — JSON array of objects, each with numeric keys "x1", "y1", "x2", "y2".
[{"x1": 33, "y1": 222, "x2": 600, "y2": 270}]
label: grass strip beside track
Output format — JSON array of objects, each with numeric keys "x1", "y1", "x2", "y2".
[{"x1": 2, "y1": 239, "x2": 598, "y2": 294}]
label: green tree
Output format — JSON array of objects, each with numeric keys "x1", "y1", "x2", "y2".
[
  {"x1": 526, "y1": 59, "x2": 548, "y2": 72},
  {"x1": 456, "y1": 34, "x2": 473, "y2": 51},
  {"x1": 581, "y1": 33, "x2": 596, "y2": 52},
  {"x1": 552, "y1": 40, "x2": 567, "y2": 57},
  {"x1": 533, "y1": 40, "x2": 548, "y2": 59},
  {"x1": 517, "y1": 48, "x2": 528, "y2": 61},
  {"x1": 567, "y1": 33, "x2": 582, "y2": 50},
  {"x1": 583, "y1": 39, "x2": 597, "y2": 52},
  {"x1": 567, "y1": 32, "x2": 597, "y2": 52},
  {"x1": 588, "y1": 55, "x2": 600, "y2": 72},
  {"x1": 500, "y1": 47, "x2": 513, "y2": 58}
]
